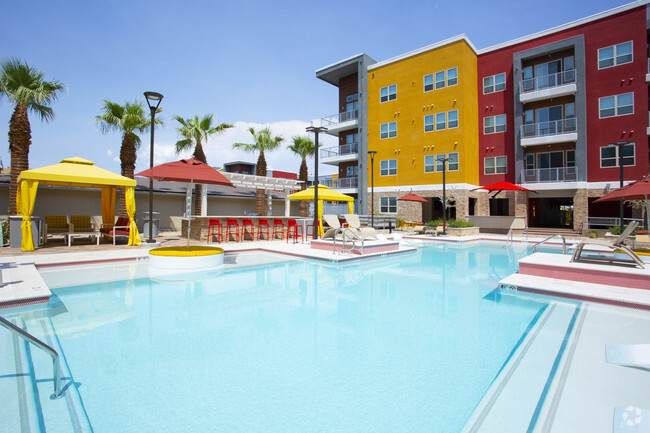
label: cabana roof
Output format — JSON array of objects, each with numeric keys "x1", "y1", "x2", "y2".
[{"x1": 18, "y1": 157, "x2": 136, "y2": 188}]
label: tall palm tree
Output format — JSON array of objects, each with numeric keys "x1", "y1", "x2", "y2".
[
  {"x1": 232, "y1": 127, "x2": 284, "y2": 215},
  {"x1": 96, "y1": 100, "x2": 158, "y2": 216},
  {"x1": 287, "y1": 135, "x2": 315, "y2": 217},
  {"x1": 173, "y1": 114, "x2": 232, "y2": 215},
  {"x1": 0, "y1": 58, "x2": 65, "y2": 215}
]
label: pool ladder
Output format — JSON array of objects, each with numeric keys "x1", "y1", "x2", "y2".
[
  {"x1": 532, "y1": 234, "x2": 567, "y2": 254},
  {"x1": 332, "y1": 228, "x2": 364, "y2": 255},
  {"x1": 0, "y1": 315, "x2": 64, "y2": 398}
]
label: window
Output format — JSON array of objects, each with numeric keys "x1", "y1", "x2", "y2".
[
  {"x1": 566, "y1": 150, "x2": 576, "y2": 167},
  {"x1": 380, "y1": 122, "x2": 397, "y2": 139},
  {"x1": 600, "y1": 143, "x2": 635, "y2": 168},
  {"x1": 435, "y1": 71, "x2": 446, "y2": 89},
  {"x1": 424, "y1": 155, "x2": 436, "y2": 173},
  {"x1": 525, "y1": 154, "x2": 535, "y2": 169},
  {"x1": 483, "y1": 73, "x2": 506, "y2": 94},
  {"x1": 380, "y1": 159, "x2": 397, "y2": 176},
  {"x1": 598, "y1": 41, "x2": 633, "y2": 69},
  {"x1": 484, "y1": 156, "x2": 507, "y2": 174},
  {"x1": 346, "y1": 94, "x2": 359, "y2": 103},
  {"x1": 484, "y1": 115, "x2": 506, "y2": 134},
  {"x1": 424, "y1": 74, "x2": 434, "y2": 92},
  {"x1": 447, "y1": 67, "x2": 458, "y2": 86},
  {"x1": 447, "y1": 152, "x2": 459, "y2": 171},
  {"x1": 436, "y1": 154, "x2": 446, "y2": 172},
  {"x1": 447, "y1": 110, "x2": 458, "y2": 129},
  {"x1": 436, "y1": 112, "x2": 446, "y2": 130},
  {"x1": 346, "y1": 165, "x2": 358, "y2": 177},
  {"x1": 424, "y1": 114, "x2": 434, "y2": 132},
  {"x1": 599, "y1": 93, "x2": 634, "y2": 118},
  {"x1": 433, "y1": 153, "x2": 459, "y2": 171},
  {"x1": 380, "y1": 197, "x2": 397, "y2": 213},
  {"x1": 380, "y1": 84, "x2": 397, "y2": 103}
]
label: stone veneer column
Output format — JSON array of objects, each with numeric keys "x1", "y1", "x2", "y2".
[
  {"x1": 477, "y1": 192, "x2": 489, "y2": 216},
  {"x1": 573, "y1": 189, "x2": 588, "y2": 233},
  {"x1": 455, "y1": 190, "x2": 469, "y2": 221},
  {"x1": 515, "y1": 191, "x2": 528, "y2": 218}
]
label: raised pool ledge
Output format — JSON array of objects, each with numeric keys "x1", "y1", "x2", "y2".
[{"x1": 148, "y1": 246, "x2": 224, "y2": 270}]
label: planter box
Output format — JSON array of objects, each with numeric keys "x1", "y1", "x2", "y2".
[{"x1": 446, "y1": 227, "x2": 479, "y2": 236}]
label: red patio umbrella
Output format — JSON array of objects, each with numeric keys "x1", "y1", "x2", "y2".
[
  {"x1": 472, "y1": 181, "x2": 537, "y2": 198},
  {"x1": 594, "y1": 176, "x2": 649, "y2": 229},
  {"x1": 398, "y1": 192, "x2": 428, "y2": 203}
]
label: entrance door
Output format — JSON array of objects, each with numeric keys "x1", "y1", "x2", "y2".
[{"x1": 528, "y1": 197, "x2": 573, "y2": 228}]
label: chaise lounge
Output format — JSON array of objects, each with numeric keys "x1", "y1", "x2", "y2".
[{"x1": 570, "y1": 221, "x2": 645, "y2": 268}]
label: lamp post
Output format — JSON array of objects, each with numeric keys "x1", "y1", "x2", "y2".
[
  {"x1": 143, "y1": 91, "x2": 163, "y2": 244},
  {"x1": 306, "y1": 125, "x2": 327, "y2": 239},
  {"x1": 609, "y1": 141, "x2": 630, "y2": 233},
  {"x1": 437, "y1": 155, "x2": 449, "y2": 235},
  {"x1": 368, "y1": 151, "x2": 377, "y2": 227}
]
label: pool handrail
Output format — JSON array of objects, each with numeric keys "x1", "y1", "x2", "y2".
[
  {"x1": 333, "y1": 228, "x2": 364, "y2": 254},
  {"x1": 532, "y1": 234, "x2": 567, "y2": 254},
  {"x1": 0, "y1": 315, "x2": 63, "y2": 398}
]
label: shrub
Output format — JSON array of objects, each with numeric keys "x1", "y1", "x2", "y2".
[
  {"x1": 589, "y1": 230, "x2": 599, "y2": 239},
  {"x1": 425, "y1": 218, "x2": 475, "y2": 228}
]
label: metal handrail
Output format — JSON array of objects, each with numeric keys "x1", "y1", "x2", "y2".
[
  {"x1": 0, "y1": 315, "x2": 63, "y2": 398},
  {"x1": 532, "y1": 234, "x2": 567, "y2": 254},
  {"x1": 521, "y1": 118, "x2": 577, "y2": 139},
  {"x1": 520, "y1": 69, "x2": 576, "y2": 93},
  {"x1": 332, "y1": 228, "x2": 364, "y2": 255}
]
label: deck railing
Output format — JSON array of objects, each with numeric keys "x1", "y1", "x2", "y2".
[{"x1": 520, "y1": 69, "x2": 576, "y2": 93}]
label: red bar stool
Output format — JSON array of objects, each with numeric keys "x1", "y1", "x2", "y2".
[
  {"x1": 207, "y1": 219, "x2": 223, "y2": 243},
  {"x1": 286, "y1": 219, "x2": 303, "y2": 244},
  {"x1": 257, "y1": 219, "x2": 270, "y2": 241},
  {"x1": 226, "y1": 219, "x2": 240, "y2": 242},
  {"x1": 242, "y1": 218, "x2": 255, "y2": 241},
  {"x1": 273, "y1": 219, "x2": 285, "y2": 240}
]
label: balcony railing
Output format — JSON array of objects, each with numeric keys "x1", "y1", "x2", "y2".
[
  {"x1": 521, "y1": 118, "x2": 577, "y2": 139},
  {"x1": 320, "y1": 142, "x2": 359, "y2": 158},
  {"x1": 521, "y1": 166, "x2": 578, "y2": 183},
  {"x1": 520, "y1": 69, "x2": 576, "y2": 93},
  {"x1": 321, "y1": 110, "x2": 359, "y2": 126},
  {"x1": 337, "y1": 176, "x2": 358, "y2": 189}
]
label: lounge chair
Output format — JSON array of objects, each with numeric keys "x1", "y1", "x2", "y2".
[
  {"x1": 100, "y1": 216, "x2": 132, "y2": 245},
  {"x1": 606, "y1": 343, "x2": 650, "y2": 369},
  {"x1": 635, "y1": 231, "x2": 650, "y2": 249},
  {"x1": 571, "y1": 221, "x2": 645, "y2": 268},
  {"x1": 343, "y1": 214, "x2": 378, "y2": 240},
  {"x1": 44, "y1": 215, "x2": 71, "y2": 241},
  {"x1": 322, "y1": 214, "x2": 343, "y2": 240},
  {"x1": 70, "y1": 215, "x2": 95, "y2": 233}
]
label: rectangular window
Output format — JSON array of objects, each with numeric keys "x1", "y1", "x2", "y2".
[
  {"x1": 566, "y1": 150, "x2": 576, "y2": 167},
  {"x1": 435, "y1": 71, "x2": 446, "y2": 89},
  {"x1": 484, "y1": 114, "x2": 506, "y2": 134},
  {"x1": 447, "y1": 67, "x2": 458, "y2": 86},
  {"x1": 380, "y1": 197, "x2": 397, "y2": 213},
  {"x1": 380, "y1": 84, "x2": 397, "y2": 103},
  {"x1": 483, "y1": 73, "x2": 506, "y2": 94},
  {"x1": 599, "y1": 93, "x2": 634, "y2": 118},
  {"x1": 598, "y1": 41, "x2": 633, "y2": 69},
  {"x1": 484, "y1": 156, "x2": 507, "y2": 174},
  {"x1": 447, "y1": 110, "x2": 458, "y2": 129},
  {"x1": 424, "y1": 74, "x2": 434, "y2": 92},
  {"x1": 380, "y1": 159, "x2": 397, "y2": 176},
  {"x1": 447, "y1": 152, "x2": 459, "y2": 171},
  {"x1": 380, "y1": 122, "x2": 397, "y2": 139},
  {"x1": 525, "y1": 154, "x2": 535, "y2": 169},
  {"x1": 424, "y1": 114, "x2": 434, "y2": 132},
  {"x1": 346, "y1": 166, "x2": 358, "y2": 177},
  {"x1": 424, "y1": 155, "x2": 436, "y2": 172},
  {"x1": 600, "y1": 143, "x2": 635, "y2": 168},
  {"x1": 436, "y1": 112, "x2": 446, "y2": 131},
  {"x1": 435, "y1": 154, "x2": 446, "y2": 172},
  {"x1": 345, "y1": 94, "x2": 359, "y2": 103}
]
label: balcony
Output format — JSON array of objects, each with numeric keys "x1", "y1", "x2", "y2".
[
  {"x1": 521, "y1": 166, "x2": 578, "y2": 184},
  {"x1": 320, "y1": 142, "x2": 359, "y2": 166},
  {"x1": 319, "y1": 110, "x2": 359, "y2": 136},
  {"x1": 520, "y1": 118, "x2": 578, "y2": 147},
  {"x1": 337, "y1": 176, "x2": 358, "y2": 190},
  {"x1": 519, "y1": 70, "x2": 576, "y2": 103}
]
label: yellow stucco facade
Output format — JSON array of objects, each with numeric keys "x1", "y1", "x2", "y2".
[{"x1": 367, "y1": 38, "x2": 479, "y2": 189}]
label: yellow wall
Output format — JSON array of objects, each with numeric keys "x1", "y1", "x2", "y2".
[{"x1": 367, "y1": 39, "x2": 478, "y2": 188}]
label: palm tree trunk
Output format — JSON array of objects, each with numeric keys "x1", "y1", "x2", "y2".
[
  {"x1": 298, "y1": 158, "x2": 309, "y2": 217},
  {"x1": 255, "y1": 151, "x2": 267, "y2": 215},
  {"x1": 8, "y1": 103, "x2": 31, "y2": 215},
  {"x1": 119, "y1": 133, "x2": 137, "y2": 217}
]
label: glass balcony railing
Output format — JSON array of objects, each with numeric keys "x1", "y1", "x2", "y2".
[
  {"x1": 321, "y1": 110, "x2": 359, "y2": 126},
  {"x1": 520, "y1": 69, "x2": 576, "y2": 93},
  {"x1": 521, "y1": 166, "x2": 578, "y2": 183},
  {"x1": 337, "y1": 176, "x2": 358, "y2": 189},
  {"x1": 521, "y1": 118, "x2": 577, "y2": 139},
  {"x1": 320, "y1": 142, "x2": 359, "y2": 158}
]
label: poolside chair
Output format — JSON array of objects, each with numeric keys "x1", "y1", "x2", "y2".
[
  {"x1": 635, "y1": 231, "x2": 650, "y2": 249},
  {"x1": 571, "y1": 221, "x2": 645, "y2": 268},
  {"x1": 70, "y1": 215, "x2": 95, "y2": 233},
  {"x1": 322, "y1": 214, "x2": 342, "y2": 240},
  {"x1": 343, "y1": 214, "x2": 378, "y2": 240},
  {"x1": 100, "y1": 216, "x2": 131, "y2": 245},
  {"x1": 44, "y1": 215, "x2": 70, "y2": 241},
  {"x1": 606, "y1": 343, "x2": 650, "y2": 369}
]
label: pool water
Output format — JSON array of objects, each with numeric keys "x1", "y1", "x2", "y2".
[{"x1": 8, "y1": 243, "x2": 552, "y2": 432}]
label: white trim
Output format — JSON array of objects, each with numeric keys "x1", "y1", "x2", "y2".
[
  {"x1": 373, "y1": 183, "x2": 476, "y2": 193},
  {"x1": 315, "y1": 53, "x2": 366, "y2": 74}
]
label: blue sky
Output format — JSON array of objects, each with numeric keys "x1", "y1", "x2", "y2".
[{"x1": 0, "y1": 0, "x2": 632, "y2": 177}]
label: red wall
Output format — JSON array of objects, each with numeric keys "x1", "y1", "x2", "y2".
[{"x1": 271, "y1": 170, "x2": 298, "y2": 180}]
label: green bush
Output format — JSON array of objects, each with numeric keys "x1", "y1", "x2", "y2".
[
  {"x1": 1, "y1": 218, "x2": 7, "y2": 245},
  {"x1": 589, "y1": 230, "x2": 599, "y2": 239},
  {"x1": 425, "y1": 218, "x2": 475, "y2": 228},
  {"x1": 608, "y1": 224, "x2": 640, "y2": 236}
]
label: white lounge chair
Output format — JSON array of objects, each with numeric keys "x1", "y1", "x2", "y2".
[
  {"x1": 606, "y1": 343, "x2": 650, "y2": 369},
  {"x1": 571, "y1": 221, "x2": 645, "y2": 268},
  {"x1": 343, "y1": 214, "x2": 378, "y2": 240},
  {"x1": 322, "y1": 214, "x2": 343, "y2": 240}
]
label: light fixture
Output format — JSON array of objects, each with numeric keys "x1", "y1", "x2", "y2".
[{"x1": 143, "y1": 91, "x2": 163, "y2": 244}]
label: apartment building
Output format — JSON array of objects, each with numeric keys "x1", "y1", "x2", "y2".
[{"x1": 316, "y1": 1, "x2": 650, "y2": 230}]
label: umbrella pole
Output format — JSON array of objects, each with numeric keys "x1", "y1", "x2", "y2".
[{"x1": 187, "y1": 180, "x2": 193, "y2": 249}]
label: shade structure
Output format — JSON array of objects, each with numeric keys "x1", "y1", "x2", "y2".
[
  {"x1": 472, "y1": 181, "x2": 537, "y2": 198},
  {"x1": 594, "y1": 176, "x2": 650, "y2": 229},
  {"x1": 17, "y1": 157, "x2": 140, "y2": 251},
  {"x1": 289, "y1": 185, "x2": 354, "y2": 235},
  {"x1": 398, "y1": 192, "x2": 428, "y2": 203}
]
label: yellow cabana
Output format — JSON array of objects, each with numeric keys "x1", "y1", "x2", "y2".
[
  {"x1": 289, "y1": 185, "x2": 354, "y2": 235},
  {"x1": 17, "y1": 157, "x2": 140, "y2": 251}
]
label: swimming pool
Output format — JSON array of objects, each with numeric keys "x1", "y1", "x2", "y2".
[{"x1": 2, "y1": 242, "x2": 649, "y2": 432}]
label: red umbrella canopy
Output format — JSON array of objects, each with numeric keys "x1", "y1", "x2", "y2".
[
  {"x1": 594, "y1": 176, "x2": 650, "y2": 202},
  {"x1": 398, "y1": 192, "x2": 428, "y2": 203},
  {"x1": 472, "y1": 181, "x2": 536, "y2": 193},
  {"x1": 135, "y1": 158, "x2": 233, "y2": 187}
]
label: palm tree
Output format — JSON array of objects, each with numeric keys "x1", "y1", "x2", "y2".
[
  {"x1": 232, "y1": 127, "x2": 284, "y2": 215},
  {"x1": 0, "y1": 58, "x2": 65, "y2": 215},
  {"x1": 96, "y1": 100, "x2": 158, "y2": 216},
  {"x1": 173, "y1": 114, "x2": 232, "y2": 215},
  {"x1": 287, "y1": 135, "x2": 315, "y2": 217}
]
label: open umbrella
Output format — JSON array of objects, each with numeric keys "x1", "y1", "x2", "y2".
[
  {"x1": 594, "y1": 176, "x2": 650, "y2": 229},
  {"x1": 136, "y1": 158, "x2": 235, "y2": 246},
  {"x1": 472, "y1": 181, "x2": 537, "y2": 198},
  {"x1": 289, "y1": 185, "x2": 354, "y2": 235},
  {"x1": 398, "y1": 192, "x2": 427, "y2": 203}
]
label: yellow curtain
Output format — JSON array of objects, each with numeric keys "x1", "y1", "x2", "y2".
[
  {"x1": 317, "y1": 200, "x2": 324, "y2": 236},
  {"x1": 125, "y1": 186, "x2": 141, "y2": 246},
  {"x1": 18, "y1": 180, "x2": 39, "y2": 251},
  {"x1": 347, "y1": 201, "x2": 354, "y2": 214},
  {"x1": 101, "y1": 186, "x2": 115, "y2": 228}
]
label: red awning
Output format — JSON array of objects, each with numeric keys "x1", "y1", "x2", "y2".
[{"x1": 135, "y1": 158, "x2": 234, "y2": 187}]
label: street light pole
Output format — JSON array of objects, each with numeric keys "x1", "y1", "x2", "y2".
[
  {"x1": 143, "y1": 91, "x2": 163, "y2": 244},
  {"x1": 609, "y1": 141, "x2": 630, "y2": 233},
  {"x1": 306, "y1": 125, "x2": 327, "y2": 239},
  {"x1": 368, "y1": 151, "x2": 377, "y2": 228},
  {"x1": 437, "y1": 155, "x2": 449, "y2": 235}
]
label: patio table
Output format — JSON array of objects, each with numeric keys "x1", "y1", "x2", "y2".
[{"x1": 65, "y1": 232, "x2": 100, "y2": 246}]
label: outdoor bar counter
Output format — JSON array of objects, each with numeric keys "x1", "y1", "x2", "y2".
[{"x1": 181, "y1": 216, "x2": 312, "y2": 242}]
